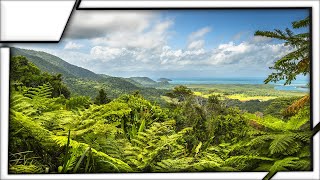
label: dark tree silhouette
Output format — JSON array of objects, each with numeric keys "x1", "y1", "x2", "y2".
[{"x1": 94, "y1": 89, "x2": 111, "y2": 105}]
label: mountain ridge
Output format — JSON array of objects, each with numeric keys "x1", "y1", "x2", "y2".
[{"x1": 11, "y1": 47, "x2": 168, "y2": 103}]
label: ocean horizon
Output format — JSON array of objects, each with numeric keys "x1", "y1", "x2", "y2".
[{"x1": 168, "y1": 77, "x2": 310, "y2": 92}]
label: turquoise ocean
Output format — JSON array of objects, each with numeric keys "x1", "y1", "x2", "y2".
[{"x1": 169, "y1": 77, "x2": 310, "y2": 92}]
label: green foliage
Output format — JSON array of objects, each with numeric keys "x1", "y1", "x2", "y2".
[
  {"x1": 263, "y1": 157, "x2": 310, "y2": 180},
  {"x1": 255, "y1": 16, "x2": 310, "y2": 85},
  {"x1": 9, "y1": 165, "x2": 44, "y2": 174},
  {"x1": 9, "y1": 80, "x2": 312, "y2": 174},
  {"x1": 10, "y1": 55, "x2": 71, "y2": 98},
  {"x1": 94, "y1": 89, "x2": 111, "y2": 105},
  {"x1": 24, "y1": 83, "x2": 53, "y2": 99},
  {"x1": 165, "y1": 85, "x2": 193, "y2": 101},
  {"x1": 66, "y1": 96, "x2": 91, "y2": 111},
  {"x1": 11, "y1": 48, "x2": 169, "y2": 104},
  {"x1": 9, "y1": 21, "x2": 312, "y2": 176}
]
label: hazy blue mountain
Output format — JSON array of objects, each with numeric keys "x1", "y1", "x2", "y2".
[
  {"x1": 157, "y1": 78, "x2": 172, "y2": 82},
  {"x1": 129, "y1": 77, "x2": 157, "y2": 86}
]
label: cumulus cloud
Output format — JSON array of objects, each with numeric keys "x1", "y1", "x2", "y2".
[
  {"x1": 207, "y1": 41, "x2": 292, "y2": 66},
  {"x1": 64, "y1": 41, "x2": 84, "y2": 50},
  {"x1": 91, "y1": 19, "x2": 174, "y2": 49},
  {"x1": 45, "y1": 11, "x2": 294, "y2": 77},
  {"x1": 251, "y1": 36, "x2": 273, "y2": 43},
  {"x1": 88, "y1": 38, "x2": 292, "y2": 76},
  {"x1": 31, "y1": 38, "x2": 292, "y2": 78}
]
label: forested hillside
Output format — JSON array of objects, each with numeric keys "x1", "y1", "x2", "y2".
[
  {"x1": 129, "y1": 77, "x2": 157, "y2": 86},
  {"x1": 11, "y1": 48, "x2": 103, "y2": 80},
  {"x1": 11, "y1": 48, "x2": 169, "y2": 102}
]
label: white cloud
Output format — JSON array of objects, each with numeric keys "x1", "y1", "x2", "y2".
[
  {"x1": 186, "y1": 27, "x2": 211, "y2": 50},
  {"x1": 25, "y1": 38, "x2": 293, "y2": 78},
  {"x1": 187, "y1": 40, "x2": 205, "y2": 49},
  {"x1": 25, "y1": 11, "x2": 295, "y2": 78},
  {"x1": 188, "y1": 27, "x2": 211, "y2": 41},
  {"x1": 91, "y1": 19, "x2": 174, "y2": 49},
  {"x1": 87, "y1": 36, "x2": 293, "y2": 76},
  {"x1": 207, "y1": 41, "x2": 292, "y2": 66},
  {"x1": 64, "y1": 41, "x2": 84, "y2": 50},
  {"x1": 251, "y1": 36, "x2": 273, "y2": 43}
]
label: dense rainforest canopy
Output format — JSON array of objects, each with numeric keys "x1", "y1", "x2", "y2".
[{"x1": 8, "y1": 16, "x2": 312, "y2": 180}]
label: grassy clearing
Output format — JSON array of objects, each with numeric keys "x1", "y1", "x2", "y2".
[
  {"x1": 175, "y1": 84, "x2": 307, "y2": 102},
  {"x1": 225, "y1": 94, "x2": 278, "y2": 101}
]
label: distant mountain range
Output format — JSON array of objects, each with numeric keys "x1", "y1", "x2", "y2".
[
  {"x1": 129, "y1": 77, "x2": 157, "y2": 86},
  {"x1": 11, "y1": 47, "x2": 170, "y2": 103}
]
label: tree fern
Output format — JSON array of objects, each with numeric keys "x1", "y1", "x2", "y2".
[
  {"x1": 269, "y1": 134, "x2": 297, "y2": 155},
  {"x1": 264, "y1": 157, "x2": 301, "y2": 180},
  {"x1": 224, "y1": 155, "x2": 274, "y2": 171},
  {"x1": 153, "y1": 157, "x2": 194, "y2": 172},
  {"x1": 52, "y1": 135, "x2": 132, "y2": 172},
  {"x1": 9, "y1": 164, "x2": 44, "y2": 174},
  {"x1": 10, "y1": 93, "x2": 36, "y2": 115},
  {"x1": 24, "y1": 83, "x2": 53, "y2": 99},
  {"x1": 123, "y1": 120, "x2": 192, "y2": 171}
]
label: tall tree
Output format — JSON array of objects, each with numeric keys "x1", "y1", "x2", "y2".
[
  {"x1": 166, "y1": 85, "x2": 193, "y2": 102},
  {"x1": 255, "y1": 16, "x2": 310, "y2": 85},
  {"x1": 94, "y1": 89, "x2": 111, "y2": 105}
]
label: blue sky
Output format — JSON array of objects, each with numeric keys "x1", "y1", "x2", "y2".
[
  {"x1": 163, "y1": 9, "x2": 309, "y2": 48},
  {"x1": 18, "y1": 9, "x2": 309, "y2": 79}
]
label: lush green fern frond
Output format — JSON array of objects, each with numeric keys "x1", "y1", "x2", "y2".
[
  {"x1": 123, "y1": 120, "x2": 191, "y2": 171},
  {"x1": 298, "y1": 146, "x2": 311, "y2": 159},
  {"x1": 66, "y1": 96, "x2": 91, "y2": 111},
  {"x1": 269, "y1": 134, "x2": 295, "y2": 155},
  {"x1": 264, "y1": 157, "x2": 301, "y2": 180},
  {"x1": 153, "y1": 157, "x2": 194, "y2": 172},
  {"x1": 286, "y1": 107, "x2": 310, "y2": 130},
  {"x1": 247, "y1": 134, "x2": 273, "y2": 147},
  {"x1": 10, "y1": 111, "x2": 51, "y2": 144},
  {"x1": 116, "y1": 94, "x2": 170, "y2": 123},
  {"x1": 294, "y1": 159, "x2": 311, "y2": 170},
  {"x1": 189, "y1": 151, "x2": 224, "y2": 172},
  {"x1": 190, "y1": 160, "x2": 221, "y2": 172},
  {"x1": 224, "y1": 155, "x2": 274, "y2": 171},
  {"x1": 36, "y1": 110, "x2": 80, "y2": 132},
  {"x1": 293, "y1": 131, "x2": 311, "y2": 142},
  {"x1": 81, "y1": 102, "x2": 131, "y2": 123},
  {"x1": 9, "y1": 164, "x2": 44, "y2": 174},
  {"x1": 10, "y1": 94, "x2": 35, "y2": 116},
  {"x1": 271, "y1": 157, "x2": 306, "y2": 171},
  {"x1": 24, "y1": 83, "x2": 53, "y2": 99},
  {"x1": 52, "y1": 135, "x2": 132, "y2": 172},
  {"x1": 270, "y1": 157, "x2": 299, "y2": 176},
  {"x1": 254, "y1": 30, "x2": 288, "y2": 41}
]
